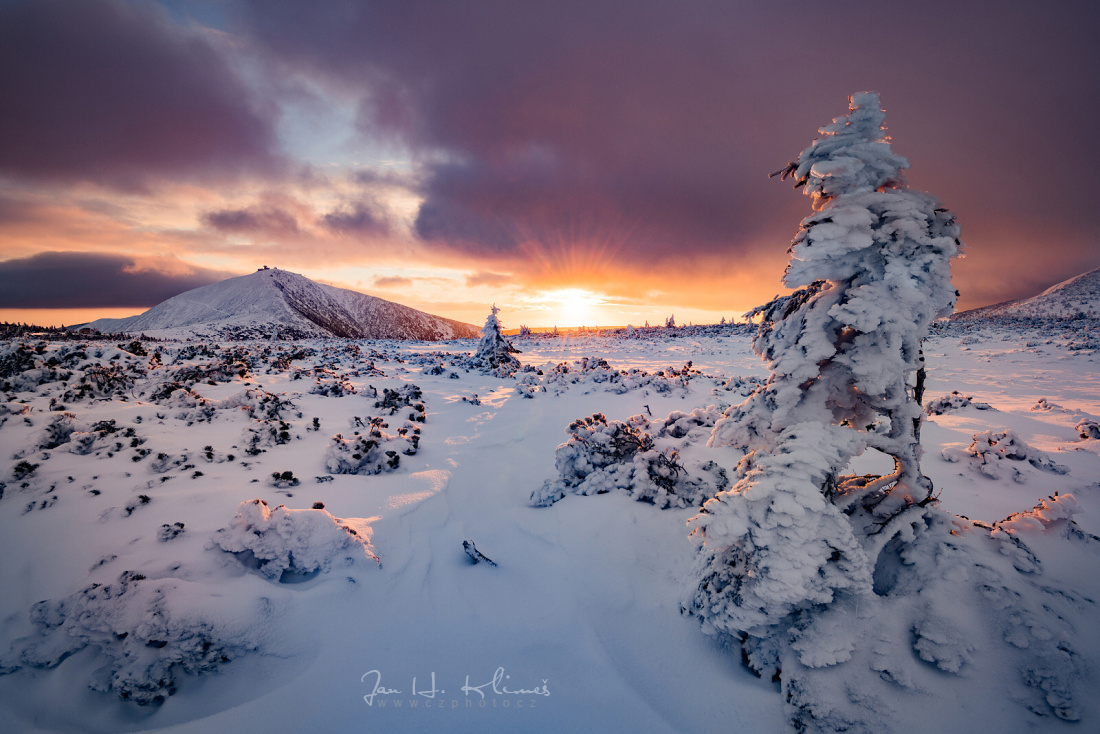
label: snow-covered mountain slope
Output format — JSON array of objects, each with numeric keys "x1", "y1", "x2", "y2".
[
  {"x1": 954, "y1": 266, "x2": 1100, "y2": 320},
  {"x1": 84, "y1": 268, "x2": 479, "y2": 340}
]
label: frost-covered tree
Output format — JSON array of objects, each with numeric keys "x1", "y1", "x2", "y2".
[
  {"x1": 468, "y1": 304, "x2": 520, "y2": 375},
  {"x1": 679, "y1": 94, "x2": 1092, "y2": 731},
  {"x1": 684, "y1": 91, "x2": 961, "y2": 637}
]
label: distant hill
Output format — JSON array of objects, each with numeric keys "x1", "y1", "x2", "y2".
[
  {"x1": 84, "y1": 268, "x2": 480, "y2": 340},
  {"x1": 953, "y1": 266, "x2": 1100, "y2": 321}
]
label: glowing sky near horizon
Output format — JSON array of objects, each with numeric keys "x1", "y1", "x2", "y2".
[{"x1": 0, "y1": 0, "x2": 1097, "y2": 328}]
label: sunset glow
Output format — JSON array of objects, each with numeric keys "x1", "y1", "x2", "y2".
[{"x1": 0, "y1": 1, "x2": 1096, "y2": 329}]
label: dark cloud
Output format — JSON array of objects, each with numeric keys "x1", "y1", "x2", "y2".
[
  {"x1": 321, "y1": 202, "x2": 389, "y2": 235},
  {"x1": 203, "y1": 206, "x2": 300, "y2": 235},
  {"x1": 0, "y1": 0, "x2": 281, "y2": 190},
  {"x1": 232, "y1": 0, "x2": 1100, "y2": 304},
  {"x1": 0, "y1": 252, "x2": 236, "y2": 308}
]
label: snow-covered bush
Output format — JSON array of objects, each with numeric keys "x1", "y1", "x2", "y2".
[
  {"x1": 324, "y1": 418, "x2": 418, "y2": 475},
  {"x1": 38, "y1": 412, "x2": 84, "y2": 449},
  {"x1": 925, "y1": 390, "x2": 993, "y2": 415},
  {"x1": 0, "y1": 570, "x2": 264, "y2": 705},
  {"x1": 941, "y1": 429, "x2": 1069, "y2": 481},
  {"x1": 467, "y1": 305, "x2": 520, "y2": 376},
  {"x1": 212, "y1": 499, "x2": 378, "y2": 581},
  {"x1": 1076, "y1": 418, "x2": 1100, "y2": 440},
  {"x1": 374, "y1": 384, "x2": 425, "y2": 422},
  {"x1": 308, "y1": 367, "x2": 356, "y2": 397},
  {"x1": 531, "y1": 412, "x2": 728, "y2": 509},
  {"x1": 221, "y1": 388, "x2": 300, "y2": 421}
]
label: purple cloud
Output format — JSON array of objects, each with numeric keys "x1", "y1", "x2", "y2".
[
  {"x1": 0, "y1": 0, "x2": 281, "y2": 190},
  {"x1": 231, "y1": 0, "x2": 1100, "y2": 305},
  {"x1": 203, "y1": 206, "x2": 301, "y2": 235}
]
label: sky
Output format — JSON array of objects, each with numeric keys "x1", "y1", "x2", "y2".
[{"x1": 1, "y1": 0, "x2": 1097, "y2": 329}]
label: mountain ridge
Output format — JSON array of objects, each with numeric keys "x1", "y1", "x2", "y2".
[
  {"x1": 953, "y1": 266, "x2": 1100, "y2": 320},
  {"x1": 84, "y1": 268, "x2": 480, "y2": 340}
]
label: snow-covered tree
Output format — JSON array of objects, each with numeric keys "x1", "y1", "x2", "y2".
[
  {"x1": 468, "y1": 304, "x2": 520, "y2": 375},
  {"x1": 684, "y1": 91, "x2": 961, "y2": 638}
]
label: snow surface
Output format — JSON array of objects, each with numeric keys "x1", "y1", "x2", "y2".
[
  {"x1": 83, "y1": 268, "x2": 480, "y2": 341},
  {"x1": 0, "y1": 323, "x2": 1097, "y2": 732}
]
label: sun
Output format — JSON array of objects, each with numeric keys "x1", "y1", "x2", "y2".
[{"x1": 548, "y1": 288, "x2": 600, "y2": 327}]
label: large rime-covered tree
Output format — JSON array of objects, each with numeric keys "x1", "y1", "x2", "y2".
[
  {"x1": 684, "y1": 92, "x2": 961, "y2": 638},
  {"x1": 468, "y1": 304, "x2": 521, "y2": 375}
]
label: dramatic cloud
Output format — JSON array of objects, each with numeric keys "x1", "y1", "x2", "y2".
[
  {"x1": 2, "y1": 0, "x2": 1097, "y2": 321},
  {"x1": 233, "y1": 0, "x2": 1100, "y2": 303},
  {"x1": 322, "y1": 202, "x2": 390, "y2": 235},
  {"x1": 0, "y1": 0, "x2": 281, "y2": 189},
  {"x1": 0, "y1": 252, "x2": 237, "y2": 308},
  {"x1": 203, "y1": 206, "x2": 301, "y2": 236}
]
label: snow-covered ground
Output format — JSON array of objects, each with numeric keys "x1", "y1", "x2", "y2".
[{"x1": 0, "y1": 324, "x2": 1097, "y2": 733}]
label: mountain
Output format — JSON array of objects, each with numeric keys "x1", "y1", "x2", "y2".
[
  {"x1": 84, "y1": 268, "x2": 480, "y2": 340},
  {"x1": 953, "y1": 266, "x2": 1100, "y2": 321}
]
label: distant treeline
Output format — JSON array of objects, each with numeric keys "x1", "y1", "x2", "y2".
[{"x1": 0, "y1": 322, "x2": 145, "y2": 342}]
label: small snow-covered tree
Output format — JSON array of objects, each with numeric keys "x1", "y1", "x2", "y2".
[
  {"x1": 468, "y1": 304, "x2": 520, "y2": 375},
  {"x1": 684, "y1": 91, "x2": 961, "y2": 636}
]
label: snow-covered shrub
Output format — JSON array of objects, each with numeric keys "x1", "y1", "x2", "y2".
[
  {"x1": 324, "y1": 418, "x2": 418, "y2": 475},
  {"x1": 171, "y1": 360, "x2": 248, "y2": 385},
  {"x1": 308, "y1": 367, "x2": 356, "y2": 397},
  {"x1": 38, "y1": 412, "x2": 84, "y2": 449},
  {"x1": 531, "y1": 413, "x2": 728, "y2": 509},
  {"x1": 467, "y1": 305, "x2": 520, "y2": 376},
  {"x1": 221, "y1": 388, "x2": 300, "y2": 421},
  {"x1": 514, "y1": 372, "x2": 543, "y2": 398},
  {"x1": 212, "y1": 499, "x2": 378, "y2": 580},
  {"x1": 1031, "y1": 397, "x2": 1063, "y2": 412},
  {"x1": 374, "y1": 384, "x2": 425, "y2": 422},
  {"x1": 659, "y1": 405, "x2": 725, "y2": 439},
  {"x1": 63, "y1": 364, "x2": 136, "y2": 401},
  {"x1": 941, "y1": 429, "x2": 1069, "y2": 481},
  {"x1": 157, "y1": 522, "x2": 185, "y2": 541},
  {"x1": 1076, "y1": 418, "x2": 1100, "y2": 440},
  {"x1": 1, "y1": 570, "x2": 264, "y2": 705},
  {"x1": 241, "y1": 420, "x2": 293, "y2": 456},
  {"x1": 715, "y1": 374, "x2": 765, "y2": 399},
  {"x1": 925, "y1": 390, "x2": 993, "y2": 415}
]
